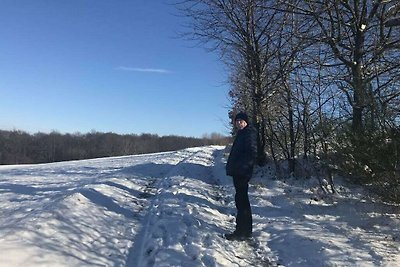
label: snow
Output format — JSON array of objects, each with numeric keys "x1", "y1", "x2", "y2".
[{"x1": 0, "y1": 146, "x2": 399, "y2": 266}]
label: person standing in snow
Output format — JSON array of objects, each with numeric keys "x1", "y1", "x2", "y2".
[{"x1": 225, "y1": 112, "x2": 257, "y2": 241}]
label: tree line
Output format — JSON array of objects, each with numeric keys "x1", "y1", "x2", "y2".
[
  {"x1": 0, "y1": 130, "x2": 230, "y2": 165},
  {"x1": 178, "y1": 0, "x2": 400, "y2": 201}
]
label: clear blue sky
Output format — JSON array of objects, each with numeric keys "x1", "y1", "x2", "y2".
[{"x1": 0, "y1": 0, "x2": 231, "y2": 138}]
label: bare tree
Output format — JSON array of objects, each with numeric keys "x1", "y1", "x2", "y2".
[
  {"x1": 284, "y1": 0, "x2": 400, "y2": 134},
  {"x1": 177, "y1": 0, "x2": 287, "y2": 164}
]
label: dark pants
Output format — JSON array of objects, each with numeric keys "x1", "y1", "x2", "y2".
[{"x1": 233, "y1": 176, "x2": 252, "y2": 235}]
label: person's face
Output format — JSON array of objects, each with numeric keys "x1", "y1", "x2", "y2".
[{"x1": 235, "y1": 119, "x2": 247, "y2": 130}]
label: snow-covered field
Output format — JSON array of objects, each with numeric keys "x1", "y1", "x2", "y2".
[{"x1": 0, "y1": 146, "x2": 399, "y2": 266}]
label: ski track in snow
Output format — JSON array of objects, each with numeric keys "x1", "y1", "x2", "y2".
[{"x1": 0, "y1": 146, "x2": 399, "y2": 266}]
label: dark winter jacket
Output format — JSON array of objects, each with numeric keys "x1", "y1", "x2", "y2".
[{"x1": 226, "y1": 125, "x2": 257, "y2": 178}]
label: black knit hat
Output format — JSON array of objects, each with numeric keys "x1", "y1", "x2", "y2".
[{"x1": 235, "y1": 112, "x2": 249, "y2": 123}]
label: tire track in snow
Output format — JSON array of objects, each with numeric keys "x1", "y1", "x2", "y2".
[
  {"x1": 126, "y1": 147, "x2": 277, "y2": 266},
  {"x1": 125, "y1": 148, "x2": 210, "y2": 266}
]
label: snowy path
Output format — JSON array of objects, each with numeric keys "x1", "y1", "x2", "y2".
[
  {"x1": 0, "y1": 146, "x2": 399, "y2": 266},
  {"x1": 125, "y1": 147, "x2": 273, "y2": 266}
]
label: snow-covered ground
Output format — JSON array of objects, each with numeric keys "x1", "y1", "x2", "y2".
[{"x1": 0, "y1": 146, "x2": 399, "y2": 266}]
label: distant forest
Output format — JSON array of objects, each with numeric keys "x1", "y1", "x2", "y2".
[{"x1": 0, "y1": 130, "x2": 230, "y2": 165}]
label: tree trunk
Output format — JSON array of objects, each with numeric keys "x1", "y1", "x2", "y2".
[
  {"x1": 287, "y1": 89, "x2": 296, "y2": 175},
  {"x1": 352, "y1": 64, "x2": 365, "y2": 133}
]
